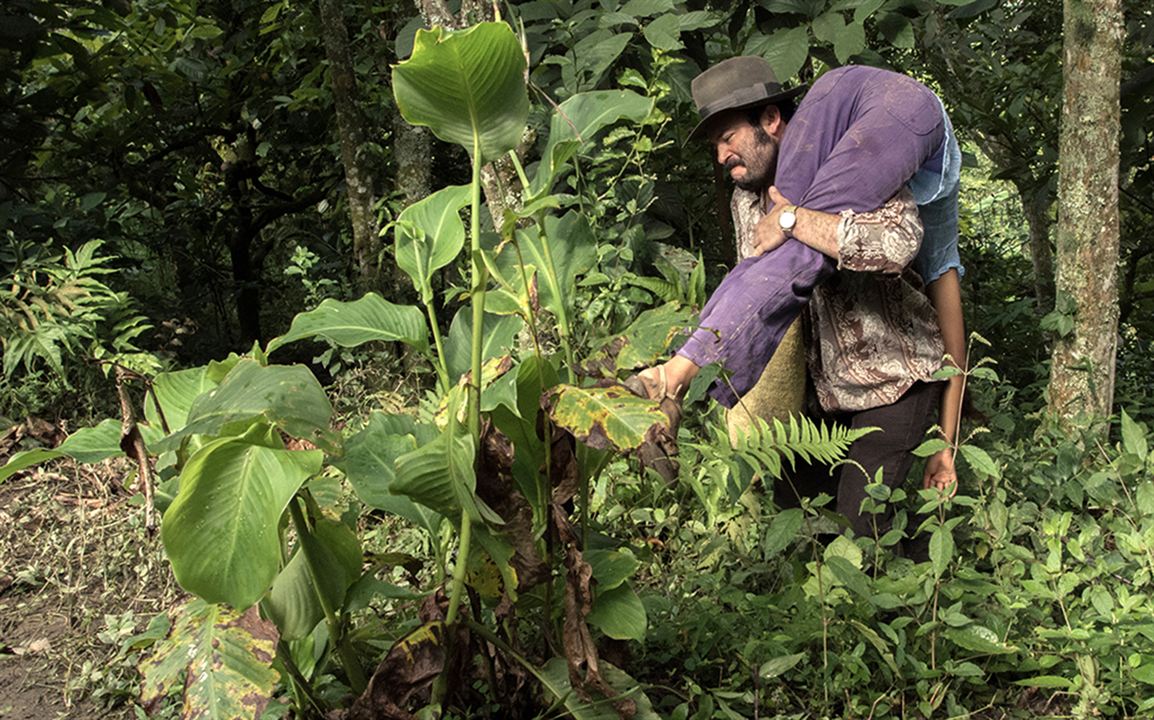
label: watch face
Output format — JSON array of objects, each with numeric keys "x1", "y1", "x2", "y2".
[{"x1": 780, "y1": 210, "x2": 797, "y2": 230}]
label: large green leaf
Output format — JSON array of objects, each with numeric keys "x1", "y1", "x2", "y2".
[
  {"x1": 263, "y1": 516, "x2": 362, "y2": 640},
  {"x1": 145, "y1": 366, "x2": 217, "y2": 433},
  {"x1": 267, "y1": 293, "x2": 428, "y2": 354},
  {"x1": 530, "y1": 90, "x2": 655, "y2": 197},
  {"x1": 162, "y1": 425, "x2": 323, "y2": 609},
  {"x1": 445, "y1": 308, "x2": 523, "y2": 384},
  {"x1": 393, "y1": 421, "x2": 496, "y2": 523},
  {"x1": 585, "y1": 549, "x2": 640, "y2": 591},
  {"x1": 395, "y1": 185, "x2": 470, "y2": 304},
  {"x1": 746, "y1": 26, "x2": 810, "y2": 82},
  {"x1": 339, "y1": 413, "x2": 443, "y2": 536},
  {"x1": 392, "y1": 22, "x2": 528, "y2": 161},
  {"x1": 154, "y1": 360, "x2": 332, "y2": 452},
  {"x1": 549, "y1": 384, "x2": 667, "y2": 453},
  {"x1": 139, "y1": 599, "x2": 280, "y2": 720},
  {"x1": 943, "y1": 625, "x2": 1017, "y2": 655},
  {"x1": 0, "y1": 418, "x2": 124, "y2": 483},
  {"x1": 588, "y1": 583, "x2": 648, "y2": 641}
]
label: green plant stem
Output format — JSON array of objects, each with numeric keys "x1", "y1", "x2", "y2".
[
  {"x1": 276, "y1": 639, "x2": 325, "y2": 717},
  {"x1": 445, "y1": 509, "x2": 472, "y2": 626},
  {"x1": 288, "y1": 499, "x2": 367, "y2": 694},
  {"x1": 467, "y1": 145, "x2": 486, "y2": 441},
  {"x1": 507, "y1": 149, "x2": 531, "y2": 193},
  {"x1": 426, "y1": 300, "x2": 451, "y2": 392}
]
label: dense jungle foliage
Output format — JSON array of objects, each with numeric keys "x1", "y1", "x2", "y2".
[{"x1": 2, "y1": 0, "x2": 1154, "y2": 718}]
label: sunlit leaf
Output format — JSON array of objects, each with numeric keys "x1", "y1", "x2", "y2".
[
  {"x1": 162, "y1": 425, "x2": 323, "y2": 609},
  {"x1": 943, "y1": 625, "x2": 1017, "y2": 655},
  {"x1": 395, "y1": 185, "x2": 470, "y2": 304},
  {"x1": 145, "y1": 366, "x2": 217, "y2": 433},
  {"x1": 0, "y1": 418, "x2": 125, "y2": 483},
  {"x1": 392, "y1": 23, "x2": 528, "y2": 161},
  {"x1": 759, "y1": 652, "x2": 806, "y2": 679},
  {"x1": 746, "y1": 26, "x2": 809, "y2": 82},
  {"x1": 530, "y1": 90, "x2": 654, "y2": 197},
  {"x1": 154, "y1": 360, "x2": 332, "y2": 452},
  {"x1": 445, "y1": 309, "x2": 523, "y2": 384},
  {"x1": 959, "y1": 444, "x2": 999, "y2": 479},
  {"x1": 537, "y1": 658, "x2": 661, "y2": 719},
  {"x1": 267, "y1": 293, "x2": 428, "y2": 353},
  {"x1": 929, "y1": 525, "x2": 955, "y2": 578},
  {"x1": 585, "y1": 549, "x2": 640, "y2": 591}
]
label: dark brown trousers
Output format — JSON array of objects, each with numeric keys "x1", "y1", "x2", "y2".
[{"x1": 774, "y1": 380, "x2": 941, "y2": 542}]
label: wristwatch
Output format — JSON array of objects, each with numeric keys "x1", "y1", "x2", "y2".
[{"x1": 779, "y1": 205, "x2": 798, "y2": 235}]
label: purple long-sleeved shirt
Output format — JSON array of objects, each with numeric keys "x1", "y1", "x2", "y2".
[{"x1": 678, "y1": 65, "x2": 946, "y2": 407}]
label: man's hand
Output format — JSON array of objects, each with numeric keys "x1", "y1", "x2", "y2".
[
  {"x1": 752, "y1": 186, "x2": 797, "y2": 256},
  {"x1": 923, "y1": 448, "x2": 958, "y2": 498}
]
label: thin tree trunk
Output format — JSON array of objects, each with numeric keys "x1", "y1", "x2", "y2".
[
  {"x1": 1020, "y1": 184, "x2": 1056, "y2": 312},
  {"x1": 1046, "y1": 0, "x2": 1123, "y2": 431},
  {"x1": 319, "y1": 0, "x2": 380, "y2": 291}
]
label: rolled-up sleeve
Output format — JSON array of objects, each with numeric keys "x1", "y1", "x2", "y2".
[{"x1": 836, "y1": 188, "x2": 923, "y2": 274}]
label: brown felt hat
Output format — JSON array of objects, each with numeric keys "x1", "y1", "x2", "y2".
[{"x1": 688, "y1": 56, "x2": 806, "y2": 142}]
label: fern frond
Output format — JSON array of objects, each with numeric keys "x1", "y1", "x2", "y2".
[{"x1": 729, "y1": 413, "x2": 877, "y2": 480}]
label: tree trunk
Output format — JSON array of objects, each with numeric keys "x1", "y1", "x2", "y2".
[
  {"x1": 1019, "y1": 183, "x2": 1056, "y2": 312},
  {"x1": 319, "y1": 0, "x2": 381, "y2": 292},
  {"x1": 1046, "y1": 0, "x2": 1123, "y2": 430}
]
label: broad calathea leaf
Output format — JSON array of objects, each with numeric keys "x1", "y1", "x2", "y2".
[
  {"x1": 145, "y1": 365, "x2": 218, "y2": 433},
  {"x1": 162, "y1": 424, "x2": 323, "y2": 609},
  {"x1": 395, "y1": 185, "x2": 470, "y2": 303},
  {"x1": 152, "y1": 359, "x2": 333, "y2": 453},
  {"x1": 139, "y1": 599, "x2": 280, "y2": 720},
  {"x1": 0, "y1": 418, "x2": 124, "y2": 483},
  {"x1": 392, "y1": 413, "x2": 500, "y2": 524},
  {"x1": 263, "y1": 516, "x2": 362, "y2": 641},
  {"x1": 392, "y1": 22, "x2": 529, "y2": 161},
  {"x1": 339, "y1": 412, "x2": 443, "y2": 536},
  {"x1": 445, "y1": 308, "x2": 524, "y2": 384},
  {"x1": 267, "y1": 293, "x2": 428, "y2": 354},
  {"x1": 549, "y1": 384, "x2": 668, "y2": 453}
]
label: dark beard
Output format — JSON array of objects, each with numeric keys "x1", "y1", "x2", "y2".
[{"x1": 732, "y1": 126, "x2": 777, "y2": 192}]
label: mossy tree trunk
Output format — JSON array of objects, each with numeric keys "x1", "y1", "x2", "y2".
[
  {"x1": 1046, "y1": 0, "x2": 1124, "y2": 430},
  {"x1": 318, "y1": 0, "x2": 381, "y2": 291}
]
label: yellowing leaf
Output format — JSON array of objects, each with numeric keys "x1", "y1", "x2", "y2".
[{"x1": 549, "y1": 384, "x2": 668, "y2": 452}]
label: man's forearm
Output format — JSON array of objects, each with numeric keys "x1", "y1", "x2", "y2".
[{"x1": 788, "y1": 206, "x2": 842, "y2": 259}]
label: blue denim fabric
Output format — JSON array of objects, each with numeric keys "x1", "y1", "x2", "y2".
[
  {"x1": 910, "y1": 103, "x2": 964, "y2": 284},
  {"x1": 678, "y1": 66, "x2": 951, "y2": 407}
]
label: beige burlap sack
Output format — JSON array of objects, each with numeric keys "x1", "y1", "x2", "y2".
[{"x1": 725, "y1": 318, "x2": 806, "y2": 444}]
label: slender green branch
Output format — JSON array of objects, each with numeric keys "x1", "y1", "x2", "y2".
[
  {"x1": 445, "y1": 510, "x2": 473, "y2": 626},
  {"x1": 425, "y1": 298, "x2": 451, "y2": 392},
  {"x1": 468, "y1": 141, "x2": 485, "y2": 441}
]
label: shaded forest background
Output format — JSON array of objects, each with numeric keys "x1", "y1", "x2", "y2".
[{"x1": 3, "y1": 0, "x2": 1154, "y2": 718}]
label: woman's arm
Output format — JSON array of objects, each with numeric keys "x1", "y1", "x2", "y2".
[{"x1": 924, "y1": 268, "x2": 965, "y2": 495}]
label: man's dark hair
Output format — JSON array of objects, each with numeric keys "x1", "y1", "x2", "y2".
[{"x1": 745, "y1": 98, "x2": 797, "y2": 126}]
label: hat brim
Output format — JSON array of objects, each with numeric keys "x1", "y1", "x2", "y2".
[{"x1": 686, "y1": 84, "x2": 807, "y2": 144}]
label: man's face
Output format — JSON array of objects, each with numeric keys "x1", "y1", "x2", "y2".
[{"x1": 709, "y1": 109, "x2": 780, "y2": 193}]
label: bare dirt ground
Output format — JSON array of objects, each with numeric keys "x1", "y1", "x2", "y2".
[{"x1": 0, "y1": 450, "x2": 180, "y2": 719}]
